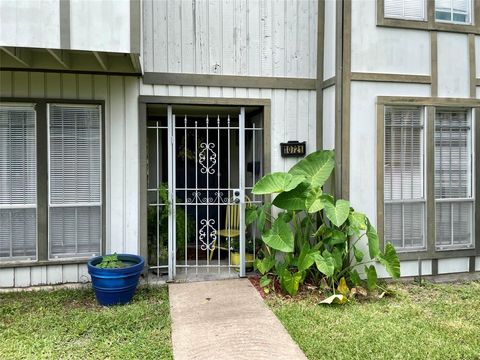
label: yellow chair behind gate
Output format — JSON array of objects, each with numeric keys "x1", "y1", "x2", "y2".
[{"x1": 209, "y1": 196, "x2": 250, "y2": 262}]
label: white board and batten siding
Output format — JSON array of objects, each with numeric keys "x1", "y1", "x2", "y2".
[
  {"x1": 0, "y1": 71, "x2": 140, "y2": 287},
  {"x1": 0, "y1": 0, "x2": 132, "y2": 53},
  {"x1": 142, "y1": 0, "x2": 318, "y2": 78},
  {"x1": 321, "y1": 0, "x2": 336, "y2": 151},
  {"x1": 141, "y1": 0, "x2": 318, "y2": 173}
]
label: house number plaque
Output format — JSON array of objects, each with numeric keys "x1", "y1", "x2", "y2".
[{"x1": 280, "y1": 141, "x2": 306, "y2": 157}]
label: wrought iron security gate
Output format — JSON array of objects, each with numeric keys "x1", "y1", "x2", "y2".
[{"x1": 147, "y1": 105, "x2": 263, "y2": 281}]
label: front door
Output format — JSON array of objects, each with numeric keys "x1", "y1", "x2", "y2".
[{"x1": 146, "y1": 104, "x2": 263, "y2": 281}]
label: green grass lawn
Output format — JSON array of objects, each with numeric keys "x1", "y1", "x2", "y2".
[
  {"x1": 268, "y1": 281, "x2": 480, "y2": 360},
  {"x1": 0, "y1": 286, "x2": 172, "y2": 360}
]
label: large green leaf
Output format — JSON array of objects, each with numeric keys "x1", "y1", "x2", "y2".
[
  {"x1": 348, "y1": 211, "x2": 367, "y2": 236},
  {"x1": 279, "y1": 269, "x2": 303, "y2": 296},
  {"x1": 377, "y1": 243, "x2": 401, "y2": 279},
  {"x1": 314, "y1": 253, "x2": 335, "y2": 278},
  {"x1": 324, "y1": 228, "x2": 348, "y2": 247},
  {"x1": 305, "y1": 187, "x2": 325, "y2": 213},
  {"x1": 261, "y1": 217, "x2": 294, "y2": 252},
  {"x1": 297, "y1": 245, "x2": 319, "y2": 272},
  {"x1": 245, "y1": 207, "x2": 258, "y2": 225},
  {"x1": 252, "y1": 172, "x2": 305, "y2": 195},
  {"x1": 349, "y1": 269, "x2": 361, "y2": 286},
  {"x1": 288, "y1": 150, "x2": 335, "y2": 187},
  {"x1": 254, "y1": 256, "x2": 276, "y2": 275},
  {"x1": 365, "y1": 265, "x2": 378, "y2": 291},
  {"x1": 255, "y1": 204, "x2": 271, "y2": 233},
  {"x1": 324, "y1": 199, "x2": 350, "y2": 227},
  {"x1": 330, "y1": 248, "x2": 344, "y2": 271},
  {"x1": 260, "y1": 275, "x2": 271, "y2": 288},
  {"x1": 272, "y1": 182, "x2": 310, "y2": 210},
  {"x1": 366, "y1": 220, "x2": 380, "y2": 259},
  {"x1": 353, "y1": 246, "x2": 364, "y2": 263}
]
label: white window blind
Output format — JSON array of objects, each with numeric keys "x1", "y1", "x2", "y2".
[
  {"x1": 384, "y1": 107, "x2": 426, "y2": 251},
  {"x1": 435, "y1": 110, "x2": 474, "y2": 249},
  {"x1": 0, "y1": 104, "x2": 37, "y2": 260},
  {"x1": 385, "y1": 0, "x2": 426, "y2": 20},
  {"x1": 435, "y1": 0, "x2": 471, "y2": 23},
  {"x1": 48, "y1": 104, "x2": 101, "y2": 258}
]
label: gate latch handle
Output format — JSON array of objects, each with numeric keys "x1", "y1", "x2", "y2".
[{"x1": 233, "y1": 189, "x2": 242, "y2": 204}]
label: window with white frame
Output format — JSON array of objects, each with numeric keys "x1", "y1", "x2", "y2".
[
  {"x1": 435, "y1": 109, "x2": 474, "y2": 249},
  {"x1": 384, "y1": 106, "x2": 476, "y2": 253},
  {"x1": 48, "y1": 104, "x2": 102, "y2": 258},
  {"x1": 384, "y1": 107, "x2": 426, "y2": 251},
  {"x1": 384, "y1": 0, "x2": 426, "y2": 20},
  {"x1": 0, "y1": 104, "x2": 37, "y2": 260},
  {"x1": 435, "y1": 0, "x2": 472, "y2": 24},
  {"x1": 0, "y1": 101, "x2": 102, "y2": 262}
]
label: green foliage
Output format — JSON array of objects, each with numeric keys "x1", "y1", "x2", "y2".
[
  {"x1": 323, "y1": 199, "x2": 350, "y2": 227},
  {"x1": 96, "y1": 253, "x2": 127, "y2": 269},
  {"x1": 147, "y1": 183, "x2": 196, "y2": 265},
  {"x1": 261, "y1": 216, "x2": 295, "y2": 253},
  {"x1": 252, "y1": 150, "x2": 400, "y2": 297},
  {"x1": 229, "y1": 238, "x2": 257, "y2": 253},
  {"x1": 251, "y1": 172, "x2": 305, "y2": 194},
  {"x1": 288, "y1": 150, "x2": 335, "y2": 187}
]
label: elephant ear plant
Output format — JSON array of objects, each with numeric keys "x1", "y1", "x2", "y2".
[{"x1": 247, "y1": 150, "x2": 400, "y2": 300}]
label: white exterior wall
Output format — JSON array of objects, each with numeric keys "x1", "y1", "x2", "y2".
[
  {"x1": 349, "y1": 0, "x2": 479, "y2": 276},
  {"x1": 351, "y1": 0, "x2": 430, "y2": 75},
  {"x1": 437, "y1": 32, "x2": 470, "y2": 98},
  {"x1": 0, "y1": 0, "x2": 60, "y2": 49},
  {"x1": 322, "y1": 85, "x2": 335, "y2": 149},
  {"x1": 70, "y1": 0, "x2": 131, "y2": 53},
  {"x1": 476, "y1": 36, "x2": 480, "y2": 76},
  {"x1": 0, "y1": 0, "x2": 132, "y2": 53},
  {"x1": 0, "y1": 71, "x2": 140, "y2": 287},
  {"x1": 349, "y1": 81, "x2": 432, "y2": 223},
  {"x1": 323, "y1": 0, "x2": 336, "y2": 80},
  {"x1": 142, "y1": 0, "x2": 318, "y2": 77}
]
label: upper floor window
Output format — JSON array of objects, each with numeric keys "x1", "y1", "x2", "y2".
[
  {"x1": 435, "y1": 0, "x2": 472, "y2": 24},
  {"x1": 385, "y1": 0, "x2": 426, "y2": 20}
]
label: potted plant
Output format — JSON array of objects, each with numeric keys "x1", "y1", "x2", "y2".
[
  {"x1": 229, "y1": 238, "x2": 256, "y2": 269},
  {"x1": 87, "y1": 253, "x2": 144, "y2": 306}
]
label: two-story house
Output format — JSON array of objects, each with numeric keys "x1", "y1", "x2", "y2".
[{"x1": 0, "y1": 0, "x2": 478, "y2": 288}]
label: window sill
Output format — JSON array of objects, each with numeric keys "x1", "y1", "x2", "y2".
[
  {"x1": 377, "y1": 17, "x2": 480, "y2": 35},
  {"x1": 397, "y1": 248, "x2": 477, "y2": 261},
  {"x1": 0, "y1": 258, "x2": 91, "y2": 269}
]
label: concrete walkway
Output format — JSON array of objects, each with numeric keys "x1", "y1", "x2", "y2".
[{"x1": 169, "y1": 279, "x2": 307, "y2": 360}]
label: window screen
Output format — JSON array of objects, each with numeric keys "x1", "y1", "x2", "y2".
[
  {"x1": 435, "y1": 0, "x2": 471, "y2": 23},
  {"x1": 435, "y1": 110, "x2": 474, "y2": 249},
  {"x1": 0, "y1": 104, "x2": 37, "y2": 260},
  {"x1": 384, "y1": 107, "x2": 426, "y2": 251},
  {"x1": 385, "y1": 0, "x2": 426, "y2": 20},
  {"x1": 48, "y1": 104, "x2": 102, "y2": 258}
]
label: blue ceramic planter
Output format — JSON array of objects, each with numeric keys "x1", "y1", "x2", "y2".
[{"x1": 87, "y1": 254, "x2": 144, "y2": 306}]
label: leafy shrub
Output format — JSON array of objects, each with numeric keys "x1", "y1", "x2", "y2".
[
  {"x1": 96, "y1": 253, "x2": 127, "y2": 269},
  {"x1": 147, "y1": 183, "x2": 196, "y2": 265},
  {"x1": 248, "y1": 150, "x2": 400, "y2": 297}
]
